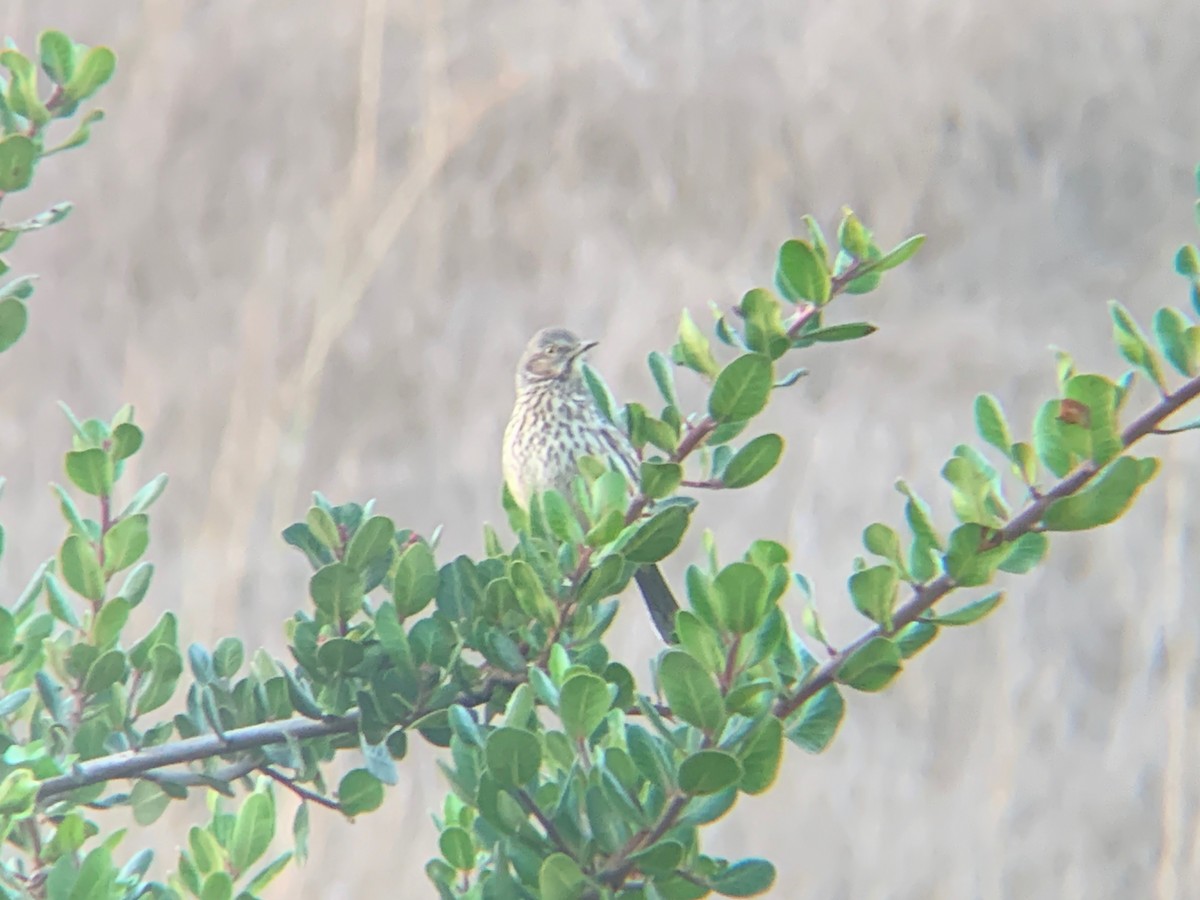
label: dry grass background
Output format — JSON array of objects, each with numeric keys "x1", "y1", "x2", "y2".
[{"x1": 1, "y1": 0, "x2": 1199, "y2": 897}]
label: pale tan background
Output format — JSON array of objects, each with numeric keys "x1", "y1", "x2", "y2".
[{"x1": 1, "y1": 1, "x2": 1199, "y2": 898}]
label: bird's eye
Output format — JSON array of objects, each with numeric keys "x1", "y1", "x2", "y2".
[{"x1": 546, "y1": 346, "x2": 558, "y2": 355}]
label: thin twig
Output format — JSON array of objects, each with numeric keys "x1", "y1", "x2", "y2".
[
  {"x1": 600, "y1": 793, "x2": 689, "y2": 887},
  {"x1": 259, "y1": 765, "x2": 341, "y2": 812},
  {"x1": 516, "y1": 787, "x2": 578, "y2": 862}
]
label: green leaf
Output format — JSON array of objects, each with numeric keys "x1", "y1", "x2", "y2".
[
  {"x1": 862, "y1": 523, "x2": 904, "y2": 573},
  {"x1": 345, "y1": 514, "x2": 395, "y2": 572},
  {"x1": 117, "y1": 561, "x2": 154, "y2": 606},
  {"x1": 44, "y1": 109, "x2": 105, "y2": 157},
  {"x1": 657, "y1": 650, "x2": 725, "y2": 735},
  {"x1": 38, "y1": 30, "x2": 75, "y2": 86},
  {"x1": 119, "y1": 475, "x2": 169, "y2": 518},
  {"x1": 721, "y1": 434, "x2": 784, "y2": 489},
  {"x1": 292, "y1": 803, "x2": 310, "y2": 864},
  {"x1": 738, "y1": 717, "x2": 783, "y2": 794},
  {"x1": 60, "y1": 533, "x2": 104, "y2": 601},
  {"x1": 708, "y1": 354, "x2": 773, "y2": 423},
  {"x1": 1065, "y1": 374, "x2": 1122, "y2": 465},
  {"x1": 393, "y1": 542, "x2": 438, "y2": 618},
  {"x1": 848, "y1": 564, "x2": 899, "y2": 628},
  {"x1": 792, "y1": 322, "x2": 877, "y2": 345},
  {"x1": 244, "y1": 852, "x2": 294, "y2": 895},
  {"x1": 309, "y1": 562, "x2": 362, "y2": 621},
  {"x1": 111, "y1": 422, "x2": 143, "y2": 460},
  {"x1": 65, "y1": 448, "x2": 112, "y2": 497},
  {"x1": 1110, "y1": 301, "x2": 1166, "y2": 393},
  {"x1": 317, "y1": 637, "x2": 364, "y2": 674},
  {"x1": 836, "y1": 637, "x2": 902, "y2": 692},
  {"x1": 306, "y1": 506, "x2": 340, "y2": 550},
  {"x1": 50, "y1": 483, "x2": 89, "y2": 536},
  {"x1": 0, "y1": 50, "x2": 47, "y2": 125},
  {"x1": 338, "y1": 769, "x2": 383, "y2": 816},
  {"x1": 678, "y1": 749, "x2": 742, "y2": 795},
  {"x1": 0, "y1": 688, "x2": 29, "y2": 717},
  {"x1": 130, "y1": 780, "x2": 169, "y2": 826},
  {"x1": 200, "y1": 872, "x2": 232, "y2": 900},
  {"x1": 775, "y1": 239, "x2": 830, "y2": 304},
  {"x1": 739, "y1": 288, "x2": 790, "y2": 359},
  {"x1": 102, "y1": 513, "x2": 149, "y2": 574},
  {"x1": 0, "y1": 134, "x2": 35, "y2": 192},
  {"x1": 676, "y1": 610, "x2": 724, "y2": 675},
  {"x1": 673, "y1": 309, "x2": 721, "y2": 378},
  {"x1": 712, "y1": 561, "x2": 770, "y2": 634},
  {"x1": 648, "y1": 350, "x2": 680, "y2": 407},
  {"x1": 576, "y1": 552, "x2": 628, "y2": 606},
  {"x1": 1010, "y1": 441, "x2": 1038, "y2": 486},
  {"x1": 0, "y1": 297, "x2": 27, "y2": 352},
  {"x1": 640, "y1": 460, "x2": 682, "y2": 499},
  {"x1": 0, "y1": 275, "x2": 36, "y2": 301},
  {"x1": 558, "y1": 672, "x2": 611, "y2": 740},
  {"x1": 942, "y1": 524, "x2": 1009, "y2": 588},
  {"x1": 620, "y1": 504, "x2": 691, "y2": 564},
  {"x1": 1176, "y1": 244, "x2": 1200, "y2": 279},
  {"x1": 837, "y1": 209, "x2": 872, "y2": 257},
  {"x1": 506, "y1": 559, "x2": 555, "y2": 627},
  {"x1": 974, "y1": 394, "x2": 1012, "y2": 454},
  {"x1": 93, "y1": 597, "x2": 130, "y2": 648},
  {"x1": 941, "y1": 453, "x2": 1004, "y2": 528},
  {"x1": 1033, "y1": 399, "x2": 1077, "y2": 478},
  {"x1": 84, "y1": 652, "x2": 126, "y2": 696},
  {"x1": 484, "y1": 629, "x2": 527, "y2": 674},
  {"x1": 629, "y1": 840, "x2": 684, "y2": 876},
  {"x1": 875, "y1": 234, "x2": 925, "y2": 271},
  {"x1": 484, "y1": 727, "x2": 541, "y2": 788},
  {"x1": 577, "y1": 360, "x2": 617, "y2": 422},
  {"x1": 894, "y1": 620, "x2": 938, "y2": 658},
  {"x1": 439, "y1": 826, "x2": 475, "y2": 870},
  {"x1": 998, "y1": 531, "x2": 1048, "y2": 574},
  {"x1": 712, "y1": 858, "x2": 777, "y2": 897},
  {"x1": 135, "y1": 645, "x2": 182, "y2": 715},
  {"x1": 2, "y1": 203, "x2": 72, "y2": 234},
  {"x1": 539, "y1": 854, "x2": 585, "y2": 900},
  {"x1": 928, "y1": 591, "x2": 1004, "y2": 626},
  {"x1": 63, "y1": 46, "x2": 116, "y2": 103},
  {"x1": 212, "y1": 636, "x2": 244, "y2": 678},
  {"x1": 724, "y1": 679, "x2": 774, "y2": 716},
  {"x1": 896, "y1": 480, "x2": 944, "y2": 550},
  {"x1": 188, "y1": 830, "x2": 224, "y2": 878},
  {"x1": 538, "y1": 489, "x2": 580, "y2": 545},
  {"x1": 1042, "y1": 456, "x2": 1156, "y2": 531},
  {"x1": 1154, "y1": 307, "x2": 1197, "y2": 376},
  {"x1": 230, "y1": 790, "x2": 274, "y2": 872}
]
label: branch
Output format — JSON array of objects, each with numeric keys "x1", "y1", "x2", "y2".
[
  {"x1": 515, "y1": 787, "x2": 578, "y2": 863},
  {"x1": 37, "y1": 714, "x2": 359, "y2": 804},
  {"x1": 775, "y1": 370, "x2": 1200, "y2": 720},
  {"x1": 599, "y1": 793, "x2": 689, "y2": 887}
]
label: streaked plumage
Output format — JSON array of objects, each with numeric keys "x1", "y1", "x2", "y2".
[
  {"x1": 502, "y1": 327, "x2": 638, "y2": 508},
  {"x1": 501, "y1": 326, "x2": 679, "y2": 642}
]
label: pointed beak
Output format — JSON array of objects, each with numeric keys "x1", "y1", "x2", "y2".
[{"x1": 574, "y1": 339, "x2": 599, "y2": 357}]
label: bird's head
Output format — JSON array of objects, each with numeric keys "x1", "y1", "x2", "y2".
[{"x1": 516, "y1": 327, "x2": 597, "y2": 389}]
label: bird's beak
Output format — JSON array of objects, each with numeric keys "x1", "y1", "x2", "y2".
[{"x1": 575, "y1": 339, "x2": 599, "y2": 357}]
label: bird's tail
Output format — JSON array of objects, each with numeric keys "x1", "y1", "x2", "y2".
[{"x1": 634, "y1": 563, "x2": 679, "y2": 643}]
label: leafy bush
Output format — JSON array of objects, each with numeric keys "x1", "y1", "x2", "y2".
[{"x1": 2, "y1": 27, "x2": 1200, "y2": 900}]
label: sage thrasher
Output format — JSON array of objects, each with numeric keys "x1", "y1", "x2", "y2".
[{"x1": 502, "y1": 326, "x2": 678, "y2": 641}]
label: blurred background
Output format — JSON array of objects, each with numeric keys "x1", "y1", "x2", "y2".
[{"x1": 2, "y1": 1, "x2": 1199, "y2": 897}]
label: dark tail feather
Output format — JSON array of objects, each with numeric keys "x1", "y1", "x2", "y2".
[{"x1": 634, "y1": 563, "x2": 679, "y2": 643}]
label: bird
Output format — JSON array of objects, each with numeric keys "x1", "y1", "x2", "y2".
[{"x1": 502, "y1": 326, "x2": 679, "y2": 641}]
